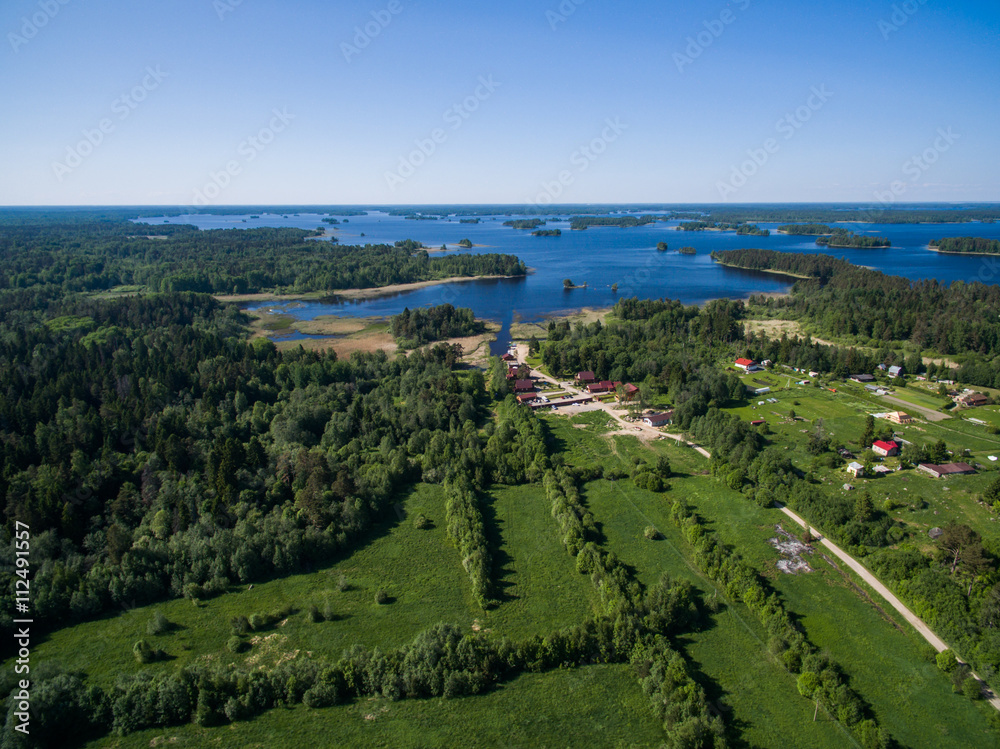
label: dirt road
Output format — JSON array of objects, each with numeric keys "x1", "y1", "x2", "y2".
[
  {"x1": 513, "y1": 343, "x2": 998, "y2": 710},
  {"x1": 880, "y1": 394, "x2": 951, "y2": 422}
]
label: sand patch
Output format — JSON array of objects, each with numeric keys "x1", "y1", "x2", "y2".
[{"x1": 769, "y1": 524, "x2": 814, "y2": 574}]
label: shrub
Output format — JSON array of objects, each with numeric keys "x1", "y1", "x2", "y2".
[
  {"x1": 230, "y1": 615, "x2": 251, "y2": 635},
  {"x1": 249, "y1": 612, "x2": 274, "y2": 631},
  {"x1": 303, "y1": 682, "x2": 339, "y2": 708},
  {"x1": 228, "y1": 636, "x2": 250, "y2": 654},
  {"x1": 146, "y1": 611, "x2": 171, "y2": 636},
  {"x1": 132, "y1": 639, "x2": 164, "y2": 664},
  {"x1": 413, "y1": 514, "x2": 430, "y2": 530},
  {"x1": 308, "y1": 604, "x2": 323, "y2": 623},
  {"x1": 644, "y1": 525, "x2": 660, "y2": 540},
  {"x1": 961, "y1": 676, "x2": 982, "y2": 700},
  {"x1": 336, "y1": 574, "x2": 350, "y2": 592},
  {"x1": 936, "y1": 649, "x2": 958, "y2": 673},
  {"x1": 374, "y1": 589, "x2": 389, "y2": 605}
]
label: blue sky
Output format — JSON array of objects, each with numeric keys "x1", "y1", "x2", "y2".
[{"x1": 1, "y1": 0, "x2": 998, "y2": 205}]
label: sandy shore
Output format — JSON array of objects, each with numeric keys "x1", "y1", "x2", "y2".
[
  {"x1": 712, "y1": 260, "x2": 812, "y2": 280},
  {"x1": 926, "y1": 246, "x2": 1000, "y2": 257}
]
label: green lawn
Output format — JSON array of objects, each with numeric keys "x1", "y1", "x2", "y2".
[{"x1": 88, "y1": 664, "x2": 663, "y2": 749}]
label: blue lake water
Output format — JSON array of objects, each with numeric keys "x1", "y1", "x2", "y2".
[{"x1": 135, "y1": 211, "x2": 1000, "y2": 353}]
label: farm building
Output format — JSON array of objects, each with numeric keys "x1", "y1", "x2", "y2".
[
  {"x1": 501, "y1": 353, "x2": 516, "y2": 362},
  {"x1": 887, "y1": 411, "x2": 912, "y2": 424},
  {"x1": 516, "y1": 393, "x2": 537, "y2": 404},
  {"x1": 575, "y1": 371, "x2": 596, "y2": 384},
  {"x1": 850, "y1": 374, "x2": 876, "y2": 383},
  {"x1": 846, "y1": 462, "x2": 865, "y2": 478},
  {"x1": 871, "y1": 440, "x2": 900, "y2": 457},
  {"x1": 513, "y1": 379, "x2": 535, "y2": 393},
  {"x1": 734, "y1": 358, "x2": 760, "y2": 372},
  {"x1": 917, "y1": 462, "x2": 976, "y2": 478},
  {"x1": 888, "y1": 365, "x2": 904, "y2": 378},
  {"x1": 642, "y1": 411, "x2": 674, "y2": 428}
]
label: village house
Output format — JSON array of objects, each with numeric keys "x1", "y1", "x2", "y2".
[
  {"x1": 575, "y1": 370, "x2": 596, "y2": 384},
  {"x1": 642, "y1": 411, "x2": 674, "y2": 428},
  {"x1": 500, "y1": 353, "x2": 516, "y2": 362},
  {"x1": 956, "y1": 392, "x2": 988, "y2": 408},
  {"x1": 516, "y1": 393, "x2": 537, "y2": 404},
  {"x1": 846, "y1": 462, "x2": 865, "y2": 478},
  {"x1": 850, "y1": 374, "x2": 875, "y2": 383},
  {"x1": 888, "y1": 365, "x2": 904, "y2": 378},
  {"x1": 734, "y1": 358, "x2": 760, "y2": 372},
  {"x1": 871, "y1": 440, "x2": 900, "y2": 457},
  {"x1": 618, "y1": 383, "x2": 640, "y2": 402},
  {"x1": 918, "y1": 462, "x2": 976, "y2": 478},
  {"x1": 887, "y1": 411, "x2": 912, "y2": 425},
  {"x1": 587, "y1": 380, "x2": 622, "y2": 394},
  {"x1": 513, "y1": 379, "x2": 535, "y2": 393}
]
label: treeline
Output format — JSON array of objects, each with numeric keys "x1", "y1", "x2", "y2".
[
  {"x1": 815, "y1": 229, "x2": 890, "y2": 248},
  {"x1": 503, "y1": 219, "x2": 545, "y2": 229},
  {"x1": 714, "y1": 249, "x2": 1000, "y2": 386},
  {"x1": 777, "y1": 223, "x2": 832, "y2": 235},
  {"x1": 677, "y1": 221, "x2": 741, "y2": 231},
  {"x1": 662, "y1": 206, "x2": 1000, "y2": 224},
  {"x1": 390, "y1": 304, "x2": 485, "y2": 348},
  {"x1": 0, "y1": 217, "x2": 526, "y2": 297},
  {"x1": 930, "y1": 237, "x2": 1000, "y2": 255},
  {"x1": 569, "y1": 215, "x2": 658, "y2": 230}
]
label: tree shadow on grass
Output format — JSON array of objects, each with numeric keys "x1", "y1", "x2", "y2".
[
  {"x1": 480, "y1": 490, "x2": 517, "y2": 606},
  {"x1": 674, "y1": 635, "x2": 754, "y2": 749}
]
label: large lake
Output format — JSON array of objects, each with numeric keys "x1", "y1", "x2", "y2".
[{"x1": 136, "y1": 211, "x2": 1000, "y2": 353}]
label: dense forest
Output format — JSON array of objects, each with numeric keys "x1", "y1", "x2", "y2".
[
  {"x1": 930, "y1": 237, "x2": 1000, "y2": 255},
  {"x1": 815, "y1": 229, "x2": 890, "y2": 248},
  {"x1": 0, "y1": 217, "x2": 526, "y2": 297},
  {"x1": 777, "y1": 224, "x2": 832, "y2": 235},
  {"x1": 502, "y1": 219, "x2": 544, "y2": 230},
  {"x1": 735, "y1": 224, "x2": 770, "y2": 236},
  {"x1": 713, "y1": 249, "x2": 1000, "y2": 386},
  {"x1": 390, "y1": 304, "x2": 486, "y2": 348}
]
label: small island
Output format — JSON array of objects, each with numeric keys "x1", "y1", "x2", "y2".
[
  {"x1": 656, "y1": 242, "x2": 668, "y2": 251},
  {"x1": 532, "y1": 229, "x2": 561, "y2": 237},
  {"x1": 929, "y1": 236, "x2": 1000, "y2": 255},
  {"x1": 504, "y1": 218, "x2": 545, "y2": 230},
  {"x1": 736, "y1": 223, "x2": 770, "y2": 236},
  {"x1": 459, "y1": 218, "x2": 481, "y2": 224},
  {"x1": 563, "y1": 278, "x2": 587, "y2": 289},
  {"x1": 777, "y1": 223, "x2": 832, "y2": 235},
  {"x1": 457, "y1": 238, "x2": 473, "y2": 248},
  {"x1": 816, "y1": 229, "x2": 890, "y2": 248},
  {"x1": 676, "y1": 220, "x2": 767, "y2": 235},
  {"x1": 678, "y1": 246, "x2": 696, "y2": 255},
  {"x1": 570, "y1": 215, "x2": 657, "y2": 230}
]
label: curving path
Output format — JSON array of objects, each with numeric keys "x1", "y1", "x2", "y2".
[{"x1": 513, "y1": 344, "x2": 1000, "y2": 711}]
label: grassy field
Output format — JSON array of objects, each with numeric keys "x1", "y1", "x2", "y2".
[
  {"x1": 88, "y1": 664, "x2": 663, "y2": 749},
  {"x1": 544, "y1": 416, "x2": 998, "y2": 748}
]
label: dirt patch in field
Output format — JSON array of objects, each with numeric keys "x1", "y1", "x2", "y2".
[{"x1": 769, "y1": 524, "x2": 814, "y2": 574}]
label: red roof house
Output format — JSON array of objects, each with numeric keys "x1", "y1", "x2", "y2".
[
  {"x1": 619, "y1": 383, "x2": 640, "y2": 401},
  {"x1": 872, "y1": 440, "x2": 899, "y2": 457},
  {"x1": 734, "y1": 358, "x2": 759, "y2": 372},
  {"x1": 501, "y1": 353, "x2": 516, "y2": 362},
  {"x1": 587, "y1": 380, "x2": 622, "y2": 394},
  {"x1": 513, "y1": 379, "x2": 535, "y2": 393},
  {"x1": 575, "y1": 370, "x2": 596, "y2": 383}
]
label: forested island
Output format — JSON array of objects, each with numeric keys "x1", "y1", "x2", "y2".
[
  {"x1": 929, "y1": 236, "x2": 1000, "y2": 255},
  {"x1": 503, "y1": 219, "x2": 545, "y2": 230},
  {"x1": 0, "y1": 218, "x2": 526, "y2": 297},
  {"x1": 815, "y1": 229, "x2": 890, "y2": 248},
  {"x1": 777, "y1": 223, "x2": 832, "y2": 235},
  {"x1": 676, "y1": 221, "x2": 741, "y2": 232},
  {"x1": 678, "y1": 246, "x2": 696, "y2": 255},
  {"x1": 532, "y1": 229, "x2": 562, "y2": 237},
  {"x1": 390, "y1": 304, "x2": 485, "y2": 348},
  {"x1": 569, "y1": 215, "x2": 658, "y2": 230},
  {"x1": 736, "y1": 223, "x2": 770, "y2": 236}
]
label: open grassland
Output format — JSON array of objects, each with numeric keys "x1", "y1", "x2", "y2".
[
  {"x1": 89, "y1": 664, "x2": 663, "y2": 749},
  {"x1": 547, "y1": 418, "x2": 998, "y2": 748}
]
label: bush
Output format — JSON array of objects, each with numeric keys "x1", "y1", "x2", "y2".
[
  {"x1": 936, "y1": 649, "x2": 958, "y2": 673},
  {"x1": 336, "y1": 574, "x2": 350, "y2": 592},
  {"x1": 132, "y1": 639, "x2": 164, "y2": 664},
  {"x1": 308, "y1": 604, "x2": 323, "y2": 623},
  {"x1": 374, "y1": 589, "x2": 389, "y2": 605},
  {"x1": 230, "y1": 615, "x2": 251, "y2": 635},
  {"x1": 228, "y1": 636, "x2": 250, "y2": 654},
  {"x1": 961, "y1": 676, "x2": 982, "y2": 700},
  {"x1": 249, "y1": 612, "x2": 274, "y2": 631},
  {"x1": 146, "y1": 611, "x2": 171, "y2": 636},
  {"x1": 644, "y1": 525, "x2": 660, "y2": 540},
  {"x1": 413, "y1": 514, "x2": 430, "y2": 530},
  {"x1": 303, "y1": 682, "x2": 339, "y2": 708}
]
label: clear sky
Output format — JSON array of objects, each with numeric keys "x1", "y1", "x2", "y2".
[{"x1": 1, "y1": 0, "x2": 998, "y2": 205}]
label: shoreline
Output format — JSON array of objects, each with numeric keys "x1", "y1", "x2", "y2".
[
  {"x1": 215, "y1": 274, "x2": 521, "y2": 304},
  {"x1": 712, "y1": 259, "x2": 812, "y2": 280},
  {"x1": 926, "y1": 245, "x2": 1000, "y2": 257}
]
